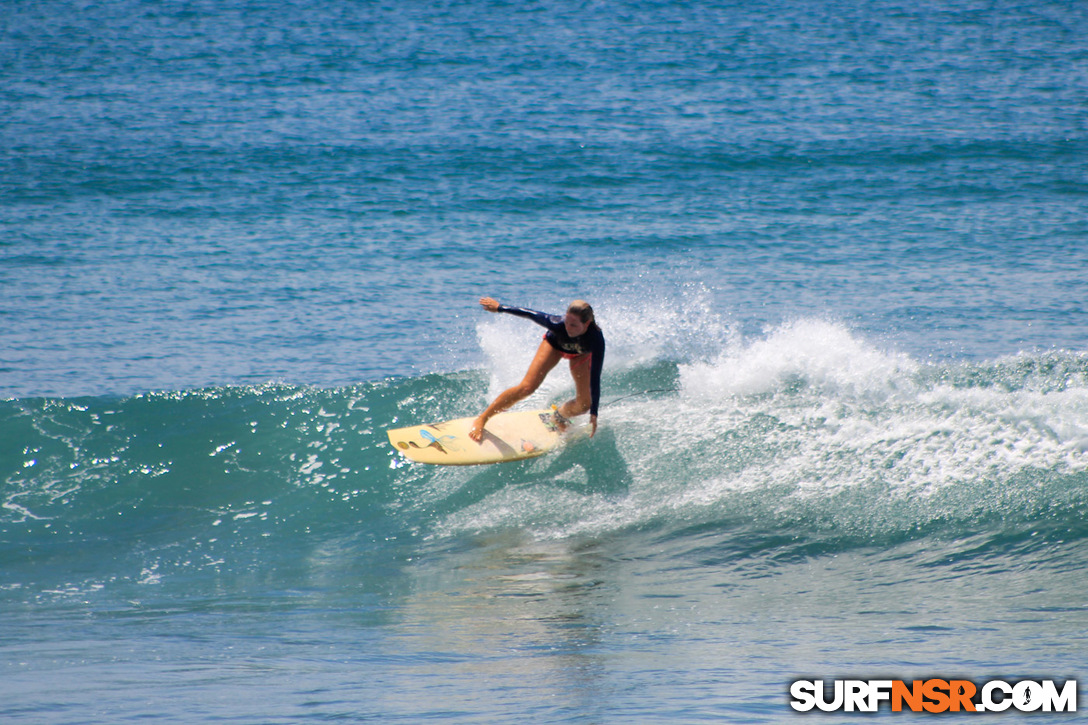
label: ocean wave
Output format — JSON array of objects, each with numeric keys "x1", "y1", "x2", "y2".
[
  {"x1": 3, "y1": 322, "x2": 1088, "y2": 589},
  {"x1": 436, "y1": 319, "x2": 1088, "y2": 555}
]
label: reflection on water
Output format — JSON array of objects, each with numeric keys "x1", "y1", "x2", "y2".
[{"x1": 370, "y1": 527, "x2": 1088, "y2": 722}]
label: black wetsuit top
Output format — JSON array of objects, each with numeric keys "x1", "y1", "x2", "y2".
[{"x1": 497, "y1": 304, "x2": 606, "y2": 417}]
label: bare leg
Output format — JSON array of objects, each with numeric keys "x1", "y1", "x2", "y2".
[
  {"x1": 555, "y1": 353, "x2": 593, "y2": 423},
  {"x1": 469, "y1": 341, "x2": 563, "y2": 442}
]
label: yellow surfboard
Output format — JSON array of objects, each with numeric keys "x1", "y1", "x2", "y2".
[{"x1": 387, "y1": 408, "x2": 569, "y2": 465}]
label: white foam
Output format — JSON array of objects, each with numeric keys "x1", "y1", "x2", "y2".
[
  {"x1": 439, "y1": 317, "x2": 1088, "y2": 542},
  {"x1": 679, "y1": 318, "x2": 918, "y2": 400}
]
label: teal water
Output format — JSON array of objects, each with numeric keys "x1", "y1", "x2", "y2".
[{"x1": 3, "y1": 0, "x2": 1088, "y2": 721}]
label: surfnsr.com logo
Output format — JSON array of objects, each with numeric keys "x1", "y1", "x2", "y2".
[{"x1": 790, "y1": 679, "x2": 1078, "y2": 713}]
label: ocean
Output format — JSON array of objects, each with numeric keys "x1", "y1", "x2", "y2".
[{"x1": 3, "y1": 0, "x2": 1087, "y2": 721}]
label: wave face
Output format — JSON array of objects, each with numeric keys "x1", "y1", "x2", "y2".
[{"x1": 5, "y1": 320, "x2": 1088, "y2": 605}]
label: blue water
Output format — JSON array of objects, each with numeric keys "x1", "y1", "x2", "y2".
[{"x1": 3, "y1": 0, "x2": 1088, "y2": 721}]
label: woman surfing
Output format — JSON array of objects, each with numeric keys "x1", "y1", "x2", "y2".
[{"x1": 469, "y1": 297, "x2": 605, "y2": 442}]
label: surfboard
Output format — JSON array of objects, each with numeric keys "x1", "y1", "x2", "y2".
[{"x1": 387, "y1": 408, "x2": 571, "y2": 465}]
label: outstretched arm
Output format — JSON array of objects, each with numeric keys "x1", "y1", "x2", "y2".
[{"x1": 478, "y1": 297, "x2": 559, "y2": 330}]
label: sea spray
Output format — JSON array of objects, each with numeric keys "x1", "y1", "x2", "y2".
[{"x1": 427, "y1": 321, "x2": 1088, "y2": 557}]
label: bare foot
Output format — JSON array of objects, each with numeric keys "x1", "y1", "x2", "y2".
[
  {"x1": 552, "y1": 408, "x2": 571, "y2": 433},
  {"x1": 468, "y1": 416, "x2": 486, "y2": 442}
]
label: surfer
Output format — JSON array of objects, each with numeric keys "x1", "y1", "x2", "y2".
[{"x1": 468, "y1": 297, "x2": 605, "y2": 442}]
